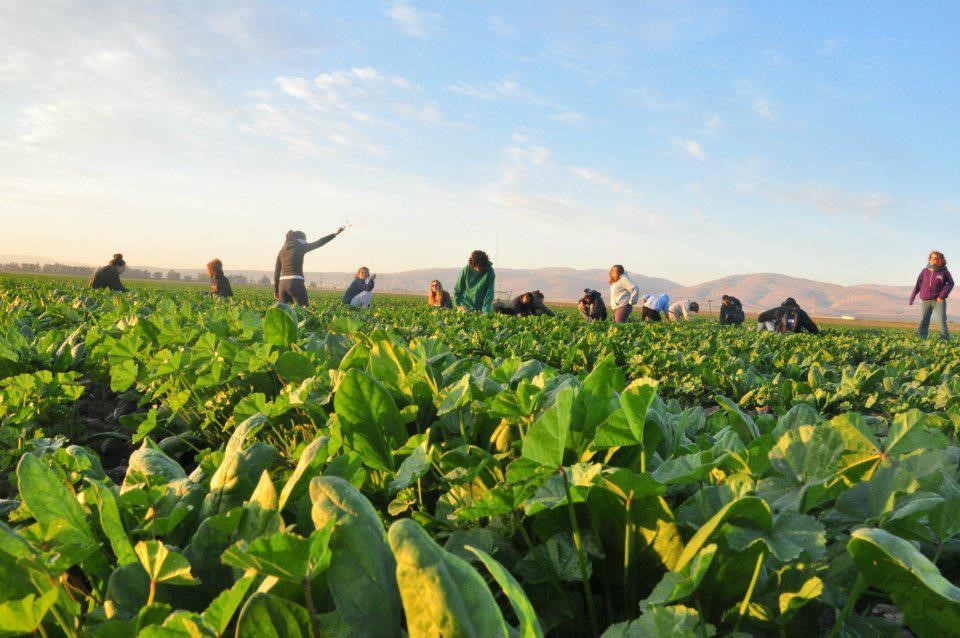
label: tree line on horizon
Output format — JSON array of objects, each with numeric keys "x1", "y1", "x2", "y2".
[{"x1": 0, "y1": 261, "x2": 312, "y2": 288}]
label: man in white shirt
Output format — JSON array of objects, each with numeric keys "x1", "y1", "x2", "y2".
[{"x1": 668, "y1": 299, "x2": 700, "y2": 322}]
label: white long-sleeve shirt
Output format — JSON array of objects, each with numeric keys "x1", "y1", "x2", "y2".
[
  {"x1": 610, "y1": 274, "x2": 640, "y2": 310},
  {"x1": 668, "y1": 299, "x2": 694, "y2": 321}
]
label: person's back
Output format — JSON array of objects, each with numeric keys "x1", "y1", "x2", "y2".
[
  {"x1": 274, "y1": 227, "x2": 345, "y2": 305},
  {"x1": 719, "y1": 295, "x2": 744, "y2": 325},
  {"x1": 758, "y1": 298, "x2": 818, "y2": 334},
  {"x1": 213, "y1": 273, "x2": 233, "y2": 298},
  {"x1": 668, "y1": 299, "x2": 699, "y2": 322},
  {"x1": 89, "y1": 254, "x2": 127, "y2": 292}
]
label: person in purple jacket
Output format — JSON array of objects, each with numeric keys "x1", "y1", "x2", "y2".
[{"x1": 909, "y1": 250, "x2": 954, "y2": 340}]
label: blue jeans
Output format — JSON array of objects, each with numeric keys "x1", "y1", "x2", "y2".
[{"x1": 918, "y1": 299, "x2": 949, "y2": 340}]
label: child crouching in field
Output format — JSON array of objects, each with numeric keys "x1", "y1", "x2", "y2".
[{"x1": 343, "y1": 267, "x2": 375, "y2": 307}]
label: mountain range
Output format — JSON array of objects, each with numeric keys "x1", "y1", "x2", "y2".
[{"x1": 1, "y1": 256, "x2": 949, "y2": 320}]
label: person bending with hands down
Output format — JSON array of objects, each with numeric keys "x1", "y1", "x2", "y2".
[
  {"x1": 668, "y1": 299, "x2": 699, "y2": 322},
  {"x1": 609, "y1": 265, "x2": 640, "y2": 323},
  {"x1": 495, "y1": 290, "x2": 555, "y2": 317},
  {"x1": 343, "y1": 266, "x2": 375, "y2": 307},
  {"x1": 909, "y1": 250, "x2": 954, "y2": 340},
  {"x1": 719, "y1": 295, "x2": 745, "y2": 325},
  {"x1": 579, "y1": 289, "x2": 608, "y2": 321},
  {"x1": 454, "y1": 250, "x2": 495, "y2": 313},
  {"x1": 273, "y1": 226, "x2": 345, "y2": 306},
  {"x1": 640, "y1": 293, "x2": 670, "y2": 321},
  {"x1": 757, "y1": 298, "x2": 819, "y2": 334},
  {"x1": 88, "y1": 254, "x2": 127, "y2": 291}
]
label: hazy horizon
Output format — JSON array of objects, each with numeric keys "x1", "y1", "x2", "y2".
[{"x1": 1, "y1": 1, "x2": 957, "y2": 288}]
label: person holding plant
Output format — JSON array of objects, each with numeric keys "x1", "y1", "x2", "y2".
[
  {"x1": 668, "y1": 299, "x2": 699, "y2": 322},
  {"x1": 909, "y1": 250, "x2": 954, "y2": 340},
  {"x1": 273, "y1": 226, "x2": 345, "y2": 305},
  {"x1": 609, "y1": 264, "x2": 639, "y2": 323},
  {"x1": 454, "y1": 250, "x2": 495, "y2": 313},
  {"x1": 342, "y1": 266, "x2": 376, "y2": 307},
  {"x1": 719, "y1": 294, "x2": 745, "y2": 325},
  {"x1": 88, "y1": 253, "x2": 127, "y2": 291},
  {"x1": 206, "y1": 258, "x2": 233, "y2": 298},
  {"x1": 427, "y1": 279, "x2": 453, "y2": 308}
]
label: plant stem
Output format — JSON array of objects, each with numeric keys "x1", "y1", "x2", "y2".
[
  {"x1": 146, "y1": 579, "x2": 157, "y2": 606},
  {"x1": 623, "y1": 493, "x2": 634, "y2": 614},
  {"x1": 304, "y1": 577, "x2": 320, "y2": 638},
  {"x1": 829, "y1": 574, "x2": 867, "y2": 638},
  {"x1": 561, "y1": 467, "x2": 599, "y2": 636},
  {"x1": 734, "y1": 550, "x2": 764, "y2": 633}
]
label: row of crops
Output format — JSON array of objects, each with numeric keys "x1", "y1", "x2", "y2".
[{"x1": 2, "y1": 274, "x2": 960, "y2": 637}]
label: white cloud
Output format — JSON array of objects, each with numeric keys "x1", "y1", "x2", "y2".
[
  {"x1": 782, "y1": 183, "x2": 893, "y2": 218},
  {"x1": 551, "y1": 111, "x2": 585, "y2": 125},
  {"x1": 737, "y1": 79, "x2": 775, "y2": 119},
  {"x1": 704, "y1": 114, "x2": 723, "y2": 134},
  {"x1": 447, "y1": 77, "x2": 552, "y2": 107},
  {"x1": 386, "y1": 1, "x2": 440, "y2": 37},
  {"x1": 673, "y1": 137, "x2": 706, "y2": 160},
  {"x1": 628, "y1": 86, "x2": 685, "y2": 111},
  {"x1": 569, "y1": 166, "x2": 641, "y2": 196},
  {"x1": 488, "y1": 15, "x2": 514, "y2": 37}
]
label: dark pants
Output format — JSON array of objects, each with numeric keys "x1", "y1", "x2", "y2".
[
  {"x1": 614, "y1": 304, "x2": 632, "y2": 323},
  {"x1": 720, "y1": 310, "x2": 745, "y2": 325},
  {"x1": 279, "y1": 279, "x2": 309, "y2": 306},
  {"x1": 919, "y1": 299, "x2": 949, "y2": 340},
  {"x1": 493, "y1": 301, "x2": 518, "y2": 315},
  {"x1": 641, "y1": 307, "x2": 661, "y2": 321}
]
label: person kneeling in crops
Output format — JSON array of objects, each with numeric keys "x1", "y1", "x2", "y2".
[
  {"x1": 757, "y1": 298, "x2": 819, "y2": 333},
  {"x1": 427, "y1": 279, "x2": 453, "y2": 308},
  {"x1": 719, "y1": 294, "x2": 745, "y2": 325},
  {"x1": 668, "y1": 299, "x2": 699, "y2": 322},
  {"x1": 454, "y1": 250, "x2": 495, "y2": 313},
  {"x1": 495, "y1": 290, "x2": 555, "y2": 317},
  {"x1": 207, "y1": 259, "x2": 233, "y2": 298},
  {"x1": 88, "y1": 253, "x2": 128, "y2": 292},
  {"x1": 343, "y1": 266, "x2": 375, "y2": 307},
  {"x1": 579, "y1": 288, "x2": 608, "y2": 321},
  {"x1": 274, "y1": 226, "x2": 345, "y2": 305}
]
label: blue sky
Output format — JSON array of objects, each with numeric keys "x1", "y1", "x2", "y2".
[{"x1": 0, "y1": 1, "x2": 957, "y2": 286}]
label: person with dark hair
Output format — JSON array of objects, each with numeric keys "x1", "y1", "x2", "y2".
[
  {"x1": 609, "y1": 265, "x2": 639, "y2": 323},
  {"x1": 274, "y1": 226, "x2": 345, "y2": 305},
  {"x1": 454, "y1": 250, "x2": 495, "y2": 313},
  {"x1": 579, "y1": 288, "x2": 607, "y2": 321},
  {"x1": 668, "y1": 299, "x2": 700, "y2": 322},
  {"x1": 909, "y1": 250, "x2": 954, "y2": 340},
  {"x1": 343, "y1": 266, "x2": 375, "y2": 307},
  {"x1": 719, "y1": 294, "x2": 745, "y2": 325},
  {"x1": 757, "y1": 298, "x2": 819, "y2": 334},
  {"x1": 88, "y1": 254, "x2": 127, "y2": 291},
  {"x1": 207, "y1": 259, "x2": 233, "y2": 298},
  {"x1": 428, "y1": 280, "x2": 453, "y2": 308},
  {"x1": 494, "y1": 290, "x2": 555, "y2": 317}
]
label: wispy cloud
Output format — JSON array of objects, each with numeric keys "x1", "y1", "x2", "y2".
[
  {"x1": 704, "y1": 114, "x2": 723, "y2": 134},
  {"x1": 627, "y1": 86, "x2": 685, "y2": 111},
  {"x1": 737, "y1": 79, "x2": 774, "y2": 119},
  {"x1": 672, "y1": 137, "x2": 706, "y2": 160},
  {"x1": 781, "y1": 182, "x2": 893, "y2": 218},
  {"x1": 551, "y1": 111, "x2": 585, "y2": 125},
  {"x1": 385, "y1": 1, "x2": 440, "y2": 37},
  {"x1": 488, "y1": 15, "x2": 514, "y2": 37},
  {"x1": 569, "y1": 166, "x2": 641, "y2": 196}
]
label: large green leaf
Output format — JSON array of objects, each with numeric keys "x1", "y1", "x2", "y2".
[
  {"x1": 521, "y1": 387, "x2": 575, "y2": 469},
  {"x1": 310, "y1": 477, "x2": 401, "y2": 638},
  {"x1": 388, "y1": 518, "x2": 509, "y2": 638},
  {"x1": 16, "y1": 452, "x2": 94, "y2": 548},
  {"x1": 333, "y1": 369, "x2": 406, "y2": 472},
  {"x1": 848, "y1": 527, "x2": 960, "y2": 638},
  {"x1": 262, "y1": 306, "x2": 298, "y2": 348},
  {"x1": 134, "y1": 541, "x2": 198, "y2": 586},
  {"x1": 675, "y1": 496, "x2": 771, "y2": 570},
  {"x1": 278, "y1": 436, "x2": 330, "y2": 511},
  {"x1": 201, "y1": 414, "x2": 275, "y2": 518},
  {"x1": 235, "y1": 593, "x2": 310, "y2": 638},
  {"x1": 467, "y1": 546, "x2": 544, "y2": 638}
]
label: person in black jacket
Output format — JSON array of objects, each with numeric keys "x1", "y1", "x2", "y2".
[
  {"x1": 494, "y1": 290, "x2": 555, "y2": 317},
  {"x1": 343, "y1": 267, "x2": 375, "y2": 307},
  {"x1": 207, "y1": 259, "x2": 233, "y2": 298},
  {"x1": 719, "y1": 294, "x2": 745, "y2": 325},
  {"x1": 757, "y1": 298, "x2": 819, "y2": 334},
  {"x1": 88, "y1": 254, "x2": 127, "y2": 291},
  {"x1": 274, "y1": 227, "x2": 345, "y2": 305},
  {"x1": 579, "y1": 289, "x2": 607, "y2": 321}
]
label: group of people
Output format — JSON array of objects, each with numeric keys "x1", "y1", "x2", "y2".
[{"x1": 87, "y1": 231, "x2": 953, "y2": 340}]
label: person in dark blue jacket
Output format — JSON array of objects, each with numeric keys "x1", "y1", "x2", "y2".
[{"x1": 343, "y1": 266, "x2": 375, "y2": 307}]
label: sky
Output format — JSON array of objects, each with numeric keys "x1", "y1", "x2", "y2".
[{"x1": 0, "y1": 0, "x2": 958, "y2": 287}]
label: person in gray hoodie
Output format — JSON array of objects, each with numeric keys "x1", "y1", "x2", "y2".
[{"x1": 273, "y1": 226, "x2": 345, "y2": 305}]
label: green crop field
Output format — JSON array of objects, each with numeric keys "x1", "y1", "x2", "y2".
[{"x1": 1, "y1": 273, "x2": 959, "y2": 637}]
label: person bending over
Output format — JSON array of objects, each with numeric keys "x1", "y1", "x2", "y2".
[
  {"x1": 609, "y1": 265, "x2": 639, "y2": 323},
  {"x1": 428, "y1": 280, "x2": 453, "y2": 308},
  {"x1": 495, "y1": 290, "x2": 555, "y2": 317},
  {"x1": 641, "y1": 293, "x2": 670, "y2": 321},
  {"x1": 343, "y1": 266, "x2": 375, "y2": 307},
  {"x1": 273, "y1": 226, "x2": 345, "y2": 305},
  {"x1": 757, "y1": 298, "x2": 819, "y2": 334},
  {"x1": 454, "y1": 250, "x2": 495, "y2": 313},
  {"x1": 88, "y1": 254, "x2": 127, "y2": 291},
  {"x1": 579, "y1": 289, "x2": 608, "y2": 321},
  {"x1": 668, "y1": 299, "x2": 699, "y2": 322},
  {"x1": 207, "y1": 259, "x2": 233, "y2": 298},
  {"x1": 909, "y1": 250, "x2": 954, "y2": 340},
  {"x1": 719, "y1": 295, "x2": 745, "y2": 325}
]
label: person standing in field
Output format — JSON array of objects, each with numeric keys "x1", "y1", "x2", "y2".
[
  {"x1": 909, "y1": 250, "x2": 954, "y2": 340},
  {"x1": 454, "y1": 250, "x2": 495, "y2": 313},
  {"x1": 609, "y1": 265, "x2": 639, "y2": 323},
  {"x1": 719, "y1": 294, "x2": 745, "y2": 325},
  {"x1": 427, "y1": 279, "x2": 453, "y2": 308},
  {"x1": 273, "y1": 226, "x2": 345, "y2": 305},
  {"x1": 207, "y1": 259, "x2": 233, "y2": 298},
  {"x1": 668, "y1": 299, "x2": 699, "y2": 322},
  {"x1": 343, "y1": 266, "x2": 375, "y2": 307},
  {"x1": 88, "y1": 254, "x2": 128, "y2": 291}
]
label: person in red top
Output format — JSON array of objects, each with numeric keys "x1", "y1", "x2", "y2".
[{"x1": 909, "y1": 250, "x2": 954, "y2": 340}]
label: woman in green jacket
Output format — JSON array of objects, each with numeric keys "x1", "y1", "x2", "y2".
[{"x1": 454, "y1": 250, "x2": 495, "y2": 313}]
